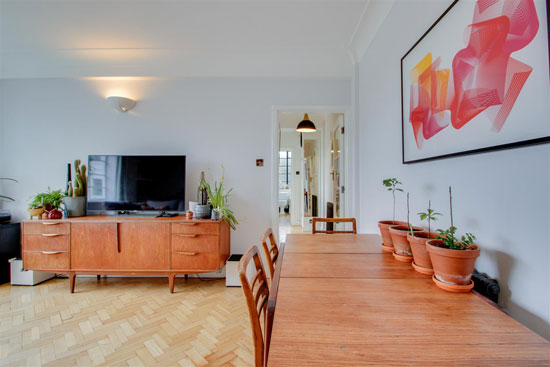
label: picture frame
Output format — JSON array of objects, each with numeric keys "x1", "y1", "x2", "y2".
[{"x1": 401, "y1": 0, "x2": 550, "y2": 164}]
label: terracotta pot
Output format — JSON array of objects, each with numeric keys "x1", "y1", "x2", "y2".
[
  {"x1": 426, "y1": 239, "x2": 480, "y2": 286},
  {"x1": 388, "y1": 225, "x2": 424, "y2": 256},
  {"x1": 378, "y1": 221, "x2": 407, "y2": 250},
  {"x1": 407, "y1": 232, "x2": 438, "y2": 271}
]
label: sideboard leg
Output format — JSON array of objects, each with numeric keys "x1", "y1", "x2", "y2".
[
  {"x1": 184, "y1": 274, "x2": 188, "y2": 280},
  {"x1": 69, "y1": 273, "x2": 76, "y2": 293},
  {"x1": 169, "y1": 274, "x2": 176, "y2": 293},
  {"x1": 97, "y1": 275, "x2": 101, "y2": 280}
]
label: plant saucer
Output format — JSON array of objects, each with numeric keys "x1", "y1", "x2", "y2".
[
  {"x1": 412, "y1": 261, "x2": 434, "y2": 275},
  {"x1": 392, "y1": 252, "x2": 413, "y2": 262},
  {"x1": 432, "y1": 275, "x2": 474, "y2": 293}
]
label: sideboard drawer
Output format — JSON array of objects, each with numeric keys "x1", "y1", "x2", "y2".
[
  {"x1": 172, "y1": 222, "x2": 220, "y2": 235},
  {"x1": 24, "y1": 251, "x2": 69, "y2": 270},
  {"x1": 24, "y1": 234, "x2": 69, "y2": 251},
  {"x1": 24, "y1": 222, "x2": 70, "y2": 235},
  {"x1": 172, "y1": 234, "x2": 218, "y2": 253},
  {"x1": 171, "y1": 252, "x2": 220, "y2": 271}
]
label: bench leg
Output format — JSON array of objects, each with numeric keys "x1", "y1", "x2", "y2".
[
  {"x1": 169, "y1": 274, "x2": 176, "y2": 293},
  {"x1": 69, "y1": 273, "x2": 76, "y2": 293}
]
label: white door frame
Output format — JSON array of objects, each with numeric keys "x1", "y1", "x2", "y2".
[{"x1": 271, "y1": 105, "x2": 355, "y2": 242}]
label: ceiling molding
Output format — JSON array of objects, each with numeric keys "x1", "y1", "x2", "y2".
[{"x1": 348, "y1": 0, "x2": 395, "y2": 63}]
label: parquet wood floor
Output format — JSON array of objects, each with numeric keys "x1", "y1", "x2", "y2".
[{"x1": 0, "y1": 277, "x2": 253, "y2": 367}]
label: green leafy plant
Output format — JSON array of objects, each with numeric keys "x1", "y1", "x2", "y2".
[
  {"x1": 383, "y1": 178, "x2": 403, "y2": 223},
  {"x1": 435, "y1": 187, "x2": 475, "y2": 250},
  {"x1": 29, "y1": 188, "x2": 65, "y2": 210},
  {"x1": 436, "y1": 227, "x2": 475, "y2": 250},
  {"x1": 418, "y1": 200, "x2": 441, "y2": 235},
  {"x1": 0, "y1": 178, "x2": 18, "y2": 202},
  {"x1": 205, "y1": 173, "x2": 238, "y2": 230},
  {"x1": 67, "y1": 159, "x2": 87, "y2": 197}
]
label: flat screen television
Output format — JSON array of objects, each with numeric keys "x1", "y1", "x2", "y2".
[{"x1": 87, "y1": 155, "x2": 186, "y2": 213}]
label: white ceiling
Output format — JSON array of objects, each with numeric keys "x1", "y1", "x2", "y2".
[{"x1": 0, "y1": 0, "x2": 371, "y2": 79}]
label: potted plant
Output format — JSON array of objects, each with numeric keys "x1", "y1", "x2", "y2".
[
  {"x1": 194, "y1": 171, "x2": 212, "y2": 219},
  {"x1": 408, "y1": 200, "x2": 441, "y2": 274},
  {"x1": 427, "y1": 187, "x2": 480, "y2": 292},
  {"x1": 389, "y1": 192, "x2": 423, "y2": 262},
  {"x1": 0, "y1": 178, "x2": 18, "y2": 222},
  {"x1": 378, "y1": 178, "x2": 407, "y2": 252},
  {"x1": 29, "y1": 188, "x2": 64, "y2": 220},
  {"x1": 206, "y1": 173, "x2": 238, "y2": 230},
  {"x1": 62, "y1": 159, "x2": 87, "y2": 217}
]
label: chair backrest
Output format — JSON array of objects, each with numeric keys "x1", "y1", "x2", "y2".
[
  {"x1": 312, "y1": 217, "x2": 357, "y2": 234},
  {"x1": 260, "y1": 227, "x2": 279, "y2": 279},
  {"x1": 239, "y1": 246, "x2": 270, "y2": 367}
]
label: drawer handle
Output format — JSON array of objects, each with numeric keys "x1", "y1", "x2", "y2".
[
  {"x1": 180, "y1": 223, "x2": 197, "y2": 226},
  {"x1": 175, "y1": 251, "x2": 197, "y2": 256},
  {"x1": 42, "y1": 222, "x2": 61, "y2": 226},
  {"x1": 41, "y1": 251, "x2": 62, "y2": 255},
  {"x1": 42, "y1": 233, "x2": 63, "y2": 237},
  {"x1": 175, "y1": 234, "x2": 197, "y2": 238}
]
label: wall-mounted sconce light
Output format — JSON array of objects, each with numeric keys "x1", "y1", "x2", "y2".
[{"x1": 107, "y1": 96, "x2": 137, "y2": 112}]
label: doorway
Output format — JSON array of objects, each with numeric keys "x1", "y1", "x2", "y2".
[{"x1": 275, "y1": 110, "x2": 348, "y2": 241}]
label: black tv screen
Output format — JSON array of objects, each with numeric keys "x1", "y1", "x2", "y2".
[{"x1": 87, "y1": 155, "x2": 186, "y2": 212}]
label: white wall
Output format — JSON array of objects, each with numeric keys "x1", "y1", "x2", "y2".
[
  {"x1": 0, "y1": 77, "x2": 350, "y2": 255},
  {"x1": 357, "y1": 0, "x2": 550, "y2": 339}
]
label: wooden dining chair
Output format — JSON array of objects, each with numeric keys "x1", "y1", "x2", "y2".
[
  {"x1": 239, "y1": 246, "x2": 270, "y2": 367},
  {"x1": 312, "y1": 217, "x2": 357, "y2": 234},
  {"x1": 260, "y1": 227, "x2": 279, "y2": 279}
]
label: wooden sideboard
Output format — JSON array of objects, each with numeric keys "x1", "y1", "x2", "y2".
[{"x1": 21, "y1": 216, "x2": 230, "y2": 293}]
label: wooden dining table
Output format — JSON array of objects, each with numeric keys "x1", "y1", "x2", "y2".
[{"x1": 267, "y1": 234, "x2": 550, "y2": 366}]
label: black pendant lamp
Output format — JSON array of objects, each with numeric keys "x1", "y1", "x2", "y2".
[{"x1": 296, "y1": 113, "x2": 317, "y2": 133}]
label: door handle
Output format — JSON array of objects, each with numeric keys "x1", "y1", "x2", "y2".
[
  {"x1": 42, "y1": 233, "x2": 63, "y2": 237},
  {"x1": 180, "y1": 223, "x2": 197, "y2": 226},
  {"x1": 175, "y1": 251, "x2": 197, "y2": 256},
  {"x1": 175, "y1": 234, "x2": 197, "y2": 238},
  {"x1": 41, "y1": 251, "x2": 61, "y2": 255},
  {"x1": 42, "y1": 222, "x2": 61, "y2": 226}
]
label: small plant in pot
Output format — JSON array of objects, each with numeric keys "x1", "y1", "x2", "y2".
[
  {"x1": 62, "y1": 160, "x2": 88, "y2": 217},
  {"x1": 378, "y1": 178, "x2": 407, "y2": 252},
  {"x1": 408, "y1": 200, "x2": 441, "y2": 275},
  {"x1": 29, "y1": 188, "x2": 64, "y2": 220},
  {"x1": 194, "y1": 171, "x2": 212, "y2": 219},
  {"x1": 389, "y1": 192, "x2": 423, "y2": 262},
  {"x1": 205, "y1": 172, "x2": 238, "y2": 230},
  {"x1": 426, "y1": 187, "x2": 480, "y2": 292}
]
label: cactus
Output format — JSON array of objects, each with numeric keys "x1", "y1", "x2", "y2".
[
  {"x1": 67, "y1": 181, "x2": 74, "y2": 197},
  {"x1": 72, "y1": 159, "x2": 87, "y2": 197}
]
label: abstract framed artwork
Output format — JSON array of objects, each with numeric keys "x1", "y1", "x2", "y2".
[{"x1": 401, "y1": 0, "x2": 550, "y2": 164}]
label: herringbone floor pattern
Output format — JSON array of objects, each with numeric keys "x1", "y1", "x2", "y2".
[{"x1": 0, "y1": 277, "x2": 253, "y2": 367}]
